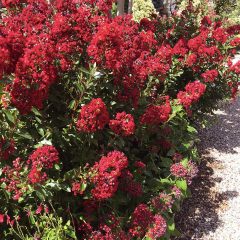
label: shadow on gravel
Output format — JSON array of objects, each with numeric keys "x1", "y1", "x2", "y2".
[
  {"x1": 174, "y1": 155, "x2": 239, "y2": 240},
  {"x1": 174, "y1": 97, "x2": 240, "y2": 240},
  {"x1": 197, "y1": 98, "x2": 240, "y2": 154}
]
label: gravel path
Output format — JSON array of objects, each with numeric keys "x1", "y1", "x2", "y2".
[{"x1": 175, "y1": 55, "x2": 240, "y2": 240}]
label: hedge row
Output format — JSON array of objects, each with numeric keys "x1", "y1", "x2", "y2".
[{"x1": 0, "y1": 1, "x2": 239, "y2": 239}]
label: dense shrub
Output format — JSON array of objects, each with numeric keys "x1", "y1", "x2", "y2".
[
  {"x1": 0, "y1": 0, "x2": 239, "y2": 239},
  {"x1": 132, "y1": 0, "x2": 156, "y2": 21},
  {"x1": 214, "y1": 0, "x2": 240, "y2": 24}
]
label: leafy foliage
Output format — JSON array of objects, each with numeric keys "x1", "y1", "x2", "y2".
[{"x1": 0, "y1": 0, "x2": 239, "y2": 239}]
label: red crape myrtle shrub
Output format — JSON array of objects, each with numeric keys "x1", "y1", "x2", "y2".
[{"x1": 0, "y1": 0, "x2": 239, "y2": 239}]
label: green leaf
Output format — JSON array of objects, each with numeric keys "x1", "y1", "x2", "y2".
[
  {"x1": 16, "y1": 132, "x2": 32, "y2": 140},
  {"x1": 159, "y1": 157, "x2": 173, "y2": 168},
  {"x1": 160, "y1": 178, "x2": 173, "y2": 184},
  {"x1": 79, "y1": 67, "x2": 90, "y2": 75},
  {"x1": 36, "y1": 191, "x2": 45, "y2": 201},
  {"x1": 176, "y1": 179, "x2": 187, "y2": 192},
  {"x1": 168, "y1": 222, "x2": 175, "y2": 232},
  {"x1": 3, "y1": 109, "x2": 15, "y2": 124},
  {"x1": 54, "y1": 164, "x2": 61, "y2": 171},
  {"x1": 145, "y1": 237, "x2": 152, "y2": 240},
  {"x1": 81, "y1": 182, "x2": 87, "y2": 192},
  {"x1": 37, "y1": 128, "x2": 45, "y2": 137},
  {"x1": 32, "y1": 107, "x2": 42, "y2": 116},
  {"x1": 29, "y1": 214, "x2": 36, "y2": 225},
  {"x1": 181, "y1": 158, "x2": 189, "y2": 168},
  {"x1": 59, "y1": 183, "x2": 71, "y2": 192},
  {"x1": 187, "y1": 125, "x2": 197, "y2": 134},
  {"x1": 69, "y1": 100, "x2": 76, "y2": 109}
]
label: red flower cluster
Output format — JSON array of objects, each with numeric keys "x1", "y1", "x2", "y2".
[
  {"x1": 185, "y1": 53, "x2": 198, "y2": 67},
  {"x1": 151, "y1": 192, "x2": 174, "y2": 212},
  {"x1": 201, "y1": 16, "x2": 212, "y2": 28},
  {"x1": 226, "y1": 24, "x2": 240, "y2": 35},
  {"x1": 28, "y1": 145, "x2": 59, "y2": 169},
  {"x1": 170, "y1": 161, "x2": 198, "y2": 184},
  {"x1": 186, "y1": 161, "x2": 199, "y2": 184},
  {"x1": 88, "y1": 15, "x2": 158, "y2": 106},
  {"x1": 27, "y1": 145, "x2": 59, "y2": 184},
  {"x1": 201, "y1": 69, "x2": 219, "y2": 82},
  {"x1": 134, "y1": 160, "x2": 146, "y2": 173},
  {"x1": 1, "y1": 0, "x2": 25, "y2": 8},
  {"x1": 172, "y1": 38, "x2": 188, "y2": 57},
  {"x1": 0, "y1": 213, "x2": 16, "y2": 226},
  {"x1": 77, "y1": 98, "x2": 110, "y2": 133},
  {"x1": 129, "y1": 204, "x2": 153, "y2": 238},
  {"x1": 28, "y1": 167, "x2": 47, "y2": 184},
  {"x1": 212, "y1": 27, "x2": 228, "y2": 44},
  {"x1": 0, "y1": 158, "x2": 26, "y2": 200},
  {"x1": 109, "y1": 112, "x2": 135, "y2": 136},
  {"x1": 187, "y1": 31, "x2": 208, "y2": 51},
  {"x1": 140, "y1": 96, "x2": 171, "y2": 125},
  {"x1": 230, "y1": 38, "x2": 240, "y2": 47},
  {"x1": 186, "y1": 28, "x2": 223, "y2": 65},
  {"x1": 92, "y1": 151, "x2": 128, "y2": 200},
  {"x1": 0, "y1": 0, "x2": 112, "y2": 114},
  {"x1": 72, "y1": 181, "x2": 86, "y2": 196},
  {"x1": 170, "y1": 163, "x2": 188, "y2": 178},
  {"x1": 177, "y1": 81, "x2": 206, "y2": 110},
  {"x1": 230, "y1": 61, "x2": 240, "y2": 74},
  {"x1": 146, "y1": 214, "x2": 167, "y2": 239}
]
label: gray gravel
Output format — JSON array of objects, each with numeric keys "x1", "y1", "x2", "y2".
[
  {"x1": 198, "y1": 99, "x2": 240, "y2": 240},
  {"x1": 175, "y1": 55, "x2": 240, "y2": 240}
]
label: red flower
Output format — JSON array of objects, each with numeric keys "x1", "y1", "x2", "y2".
[
  {"x1": 147, "y1": 215, "x2": 167, "y2": 239},
  {"x1": 28, "y1": 167, "x2": 47, "y2": 184},
  {"x1": 230, "y1": 61, "x2": 240, "y2": 74},
  {"x1": 140, "y1": 96, "x2": 171, "y2": 125},
  {"x1": 230, "y1": 38, "x2": 240, "y2": 47},
  {"x1": 172, "y1": 38, "x2": 188, "y2": 57},
  {"x1": 109, "y1": 112, "x2": 135, "y2": 136},
  {"x1": 28, "y1": 145, "x2": 59, "y2": 169},
  {"x1": 129, "y1": 204, "x2": 153, "y2": 238},
  {"x1": 201, "y1": 69, "x2": 219, "y2": 82},
  {"x1": 91, "y1": 151, "x2": 128, "y2": 200},
  {"x1": 134, "y1": 161, "x2": 146, "y2": 174},
  {"x1": 0, "y1": 214, "x2": 4, "y2": 223},
  {"x1": 213, "y1": 28, "x2": 228, "y2": 44},
  {"x1": 151, "y1": 193, "x2": 174, "y2": 212},
  {"x1": 201, "y1": 16, "x2": 212, "y2": 27},
  {"x1": 72, "y1": 181, "x2": 86, "y2": 196},
  {"x1": 91, "y1": 175, "x2": 119, "y2": 200},
  {"x1": 185, "y1": 53, "x2": 197, "y2": 67},
  {"x1": 188, "y1": 34, "x2": 205, "y2": 51},
  {"x1": 77, "y1": 98, "x2": 109, "y2": 133},
  {"x1": 177, "y1": 81, "x2": 206, "y2": 110},
  {"x1": 170, "y1": 163, "x2": 188, "y2": 178},
  {"x1": 36, "y1": 205, "x2": 43, "y2": 215},
  {"x1": 2, "y1": 0, "x2": 25, "y2": 8},
  {"x1": 226, "y1": 24, "x2": 240, "y2": 35}
]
